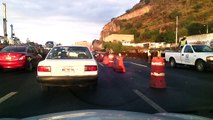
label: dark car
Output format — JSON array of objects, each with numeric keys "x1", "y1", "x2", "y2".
[{"x1": 0, "y1": 46, "x2": 42, "y2": 71}]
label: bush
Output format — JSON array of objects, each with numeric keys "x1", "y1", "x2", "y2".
[
  {"x1": 208, "y1": 22, "x2": 213, "y2": 33},
  {"x1": 103, "y1": 42, "x2": 123, "y2": 53},
  {"x1": 111, "y1": 18, "x2": 115, "y2": 21},
  {"x1": 126, "y1": 9, "x2": 131, "y2": 13},
  {"x1": 168, "y1": 10, "x2": 182, "y2": 20},
  {"x1": 124, "y1": 23, "x2": 133, "y2": 29},
  {"x1": 142, "y1": 29, "x2": 159, "y2": 41},
  {"x1": 144, "y1": 0, "x2": 150, "y2": 4},
  {"x1": 135, "y1": 22, "x2": 142, "y2": 28},
  {"x1": 122, "y1": 46, "x2": 135, "y2": 52},
  {"x1": 193, "y1": 3, "x2": 202, "y2": 12},
  {"x1": 178, "y1": 27, "x2": 188, "y2": 37},
  {"x1": 156, "y1": 31, "x2": 175, "y2": 43},
  {"x1": 187, "y1": 23, "x2": 206, "y2": 35}
]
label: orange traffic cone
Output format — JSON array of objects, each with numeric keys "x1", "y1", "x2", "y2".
[
  {"x1": 107, "y1": 54, "x2": 114, "y2": 67},
  {"x1": 113, "y1": 54, "x2": 126, "y2": 73},
  {"x1": 102, "y1": 55, "x2": 109, "y2": 65},
  {"x1": 150, "y1": 57, "x2": 166, "y2": 88}
]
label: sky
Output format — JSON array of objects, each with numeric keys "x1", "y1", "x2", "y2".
[{"x1": 0, "y1": 0, "x2": 139, "y2": 45}]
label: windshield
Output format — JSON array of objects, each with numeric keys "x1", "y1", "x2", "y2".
[
  {"x1": 47, "y1": 46, "x2": 92, "y2": 59},
  {"x1": 192, "y1": 45, "x2": 213, "y2": 52},
  {"x1": 0, "y1": 46, "x2": 26, "y2": 52}
]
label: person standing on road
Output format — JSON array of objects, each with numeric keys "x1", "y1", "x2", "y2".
[
  {"x1": 179, "y1": 36, "x2": 187, "y2": 49},
  {"x1": 147, "y1": 49, "x2": 151, "y2": 64}
]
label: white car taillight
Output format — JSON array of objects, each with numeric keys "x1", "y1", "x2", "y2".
[
  {"x1": 85, "y1": 65, "x2": 97, "y2": 71},
  {"x1": 38, "y1": 66, "x2": 51, "y2": 72}
]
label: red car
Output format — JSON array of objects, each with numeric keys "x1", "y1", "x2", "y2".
[{"x1": 0, "y1": 46, "x2": 42, "y2": 71}]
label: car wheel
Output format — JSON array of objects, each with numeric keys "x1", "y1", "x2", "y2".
[
  {"x1": 170, "y1": 58, "x2": 176, "y2": 68},
  {"x1": 26, "y1": 62, "x2": 33, "y2": 72},
  {"x1": 195, "y1": 60, "x2": 205, "y2": 72}
]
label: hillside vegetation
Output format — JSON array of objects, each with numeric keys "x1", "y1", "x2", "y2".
[{"x1": 112, "y1": 0, "x2": 213, "y2": 43}]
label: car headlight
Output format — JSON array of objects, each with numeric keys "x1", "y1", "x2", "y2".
[{"x1": 206, "y1": 56, "x2": 213, "y2": 62}]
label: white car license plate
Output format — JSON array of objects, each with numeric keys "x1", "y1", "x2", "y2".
[{"x1": 62, "y1": 67, "x2": 74, "y2": 72}]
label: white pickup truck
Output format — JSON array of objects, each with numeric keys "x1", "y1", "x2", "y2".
[{"x1": 165, "y1": 44, "x2": 213, "y2": 71}]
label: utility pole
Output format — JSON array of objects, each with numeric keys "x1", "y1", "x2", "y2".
[
  {"x1": 204, "y1": 24, "x2": 209, "y2": 34},
  {"x1": 2, "y1": 2, "x2": 8, "y2": 45},
  {"x1": 175, "y1": 16, "x2": 179, "y2": 44},
  {"x1": 207, "y1": 24, "x2": 209, "y2": 34},
  {"x1": 10, "y1": 24, "x2": 14, "y2": 38}
]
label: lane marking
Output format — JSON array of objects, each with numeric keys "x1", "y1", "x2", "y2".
[
  {"x1": 98, "y1": 62, "x2": 104, "y2": 67},
  {"x1": 133, "y1": 89, "x2": 167, "y2": 113},
  {"x1": 0, "y1": 92, "x2": 17, "y2": 104},
  {"x1": 130, "y1": 62, "x2": 147, "y2": 68},
  {"x1": 124, "y1": 61, "x2": 130, "y2": 63}
]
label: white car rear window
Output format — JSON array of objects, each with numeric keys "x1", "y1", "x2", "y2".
[{"x1": 46, "y1": 46, "x2": 92, "y2": 59}]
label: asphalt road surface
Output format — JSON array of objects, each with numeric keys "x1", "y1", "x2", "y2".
[{"x1": 0, "y1": 59, "x2": 213, "y2": 119}]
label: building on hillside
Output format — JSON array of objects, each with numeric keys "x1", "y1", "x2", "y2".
[
  {"x1": 74, "y1": 41, "x2": 92, "y2": 47},
  {"x1": 181, "y1": 33, "x2": 213, "y2": 47},
  {"x1": 103, "y1": 34, "x2": 134, "y2": 43},
  {"x1": 122, "y1": 42, "x2": 170, "y2": 49}
]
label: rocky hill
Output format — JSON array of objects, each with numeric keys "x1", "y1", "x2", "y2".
[{"x1": 100, "y1": 0, "x2": 213, "y2": 43}]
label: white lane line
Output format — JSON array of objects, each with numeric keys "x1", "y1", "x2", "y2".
[
  {"x1": 0, "y1": 92, "x2": 17, "y2": 104},
  {"x1": 133, "y1": 89, "x2": 167, "y2": 113},
  {"x1": 130, "y1": 62, "x2": 147, "y2": 68},
  {"x1": 98, "y1": 62, "x2": 104, "y2": 67},
  {"x1": 124, "y1": 61, "x2": 130, "y2": 63}
]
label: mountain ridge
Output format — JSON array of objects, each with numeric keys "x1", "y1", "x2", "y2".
[{"x1": 100, "y1": 0, "x2": 213, "y2": 43}]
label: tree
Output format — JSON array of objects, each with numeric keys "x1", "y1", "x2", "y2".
[
  {"x1": 157, "y1": 31, "x2": 175, "y2": 43},
  {"x1": 14, "y1": 37, "x2": 21, "y2": 45},
  {"x1": 168, "y1": 10, "x2": 182, "y2": 20},
  {"x1": 3, "y1": 39, "x2": 9, "y2": 45},
  {"x1": 103, "y1": 42, "x2": 123, "y2": 53},
  {"x1": 141, "y1": 29, "x2": 159, "y2": 42},
  {"x1": 124, "y1": 23, "x2": 133, "y2": 29},
  {"x1": 187, "y1": 23, "x2": 206, "y2": 35},
  {"x1": 144, "y1": 0, "x2": 150, "y2": 4}
]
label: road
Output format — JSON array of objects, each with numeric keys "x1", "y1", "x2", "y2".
[{"x1": 0, "y1": 59, "x2": 213, "y2": 119}]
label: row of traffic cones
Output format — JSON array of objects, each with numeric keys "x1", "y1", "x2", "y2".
[
  {"x1": 102, "y1": 53, "x2": 126, "y2": 73},
  {"x1": 101, "y1": 53, "x2": 166, "y2": 89}
]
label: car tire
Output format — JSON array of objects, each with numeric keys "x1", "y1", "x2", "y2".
[
  {"x1": 195, "y1": 60, "x2": 205, "y2": 72},
  {"x1": 170, "y1": 58, "x2": 176, "y2": 68},
  {"x1": 26, "y1": 62, "x2": 33, "y2": 72}
]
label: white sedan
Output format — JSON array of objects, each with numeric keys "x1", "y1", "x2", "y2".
[{"x1": 37, "y1": 46, "x2": 98, "y2": 91}]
